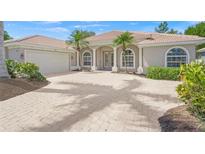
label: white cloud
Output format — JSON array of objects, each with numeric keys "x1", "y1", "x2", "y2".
[
  {"x1": 74, "y1": 24, "x2": 109, "y2": 28},
  {"x1": 46, "y1": 27, "x2": 69, "y2": 33},
  {"x1": 32, "y1": 21, "x2": 62, "y2": 25},
  {"x1": 129, "y1": 22, "x2": 139, "y2": 25},
  {"x1": 42, "y1": 21, "x2": 62, "y2": 24}
]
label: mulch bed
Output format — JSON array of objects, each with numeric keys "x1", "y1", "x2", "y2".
[
  {"x1": 0, "y1": 78, "x2": 49, "y2": 101},
  {"x1": 158, "y1": 105, "x2": 205, "y2": 132}
]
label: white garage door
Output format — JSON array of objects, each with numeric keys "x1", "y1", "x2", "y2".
[{"x1": 25, "y1": 50, "x2": 69, "y2": 75}]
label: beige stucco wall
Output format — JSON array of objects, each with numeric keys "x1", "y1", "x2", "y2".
[
  {"x1": 71, "y1": 44, "x2": 196, "y2": 73},
  {"x1": 70, "y1": 52, "x2": 77, "y2": 66},
  {"x1": 5, "y1": 48, "x2": 25, "y2": 62},
  {"x1": 25, "y1": 49, "x2": 69, "y2": 75},
  {"x1": 142, "y1": 44, "x2": 196, "y2": 73}
]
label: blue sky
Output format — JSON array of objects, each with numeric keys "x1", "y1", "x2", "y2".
[{"x1": 4, "y1": 21, "x2": 198, "y2": 40}]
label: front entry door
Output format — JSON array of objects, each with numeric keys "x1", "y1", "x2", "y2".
[{"x1": 104, "y1": 51, "x2": 113, "y2": 70}]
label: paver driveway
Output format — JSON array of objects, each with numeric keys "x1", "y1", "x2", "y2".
[{"x1": 0, "y1": 71, "x2": 181, "y2": 132}]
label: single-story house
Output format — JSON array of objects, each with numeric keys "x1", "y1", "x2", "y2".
[
  {"x1": 4, "y1": 31, "x2": 205, "y2": 75},
  {"x1": 4, "y1": 35, "x2": 75, "y2": 75},
  {"x1": 71, "y1": 31, "x2": 205, "y2": 74}
]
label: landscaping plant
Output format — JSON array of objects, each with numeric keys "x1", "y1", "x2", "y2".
[
  {"x1": 5, "y1": 59, "x2": 46, "y2": 81},
  {"x1": 176, "y1": 60, "x2": 205, "y2": 120},
  {"x1": 113, "y1": 32, "x2": 134, "y2": 72},
  {"x1": 146, "y1": 66, "x2": 180, "y2": 81},
  {"x1": 5, "y1": 59, "x2": 19, "y2": 78}
]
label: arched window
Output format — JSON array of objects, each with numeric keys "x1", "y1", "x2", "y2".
[
  {"x1": 166, "y1": 47, "x2": 189, "y2": 67},
  {"x1": 121, "y1": 49, "x2": 135, "y2": 68},
  {"x1": 83, "y1": 51, "x2": 92, "y2": 66}
]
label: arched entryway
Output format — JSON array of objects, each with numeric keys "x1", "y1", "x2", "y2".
[{"x1": 96, "y1": 46, "x2": 114, "y2": 71}]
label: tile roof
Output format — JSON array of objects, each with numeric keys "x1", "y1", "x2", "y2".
[
  {"x1": 5, "y1": 35, "x2": 67, "y2": 49},
  {"x1": 86, "y1": 30, "x2": 205, "y2": 45}
]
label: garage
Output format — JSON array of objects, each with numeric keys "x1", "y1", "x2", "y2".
[
  {"x1": 25, "y1": 49, "x2": 69, "y2": 75},
  {"x1": 4, "y1": 35, "x2": 72, "y2": 75}
]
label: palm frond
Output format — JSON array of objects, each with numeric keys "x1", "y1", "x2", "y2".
[{"x1": 113, "y1": 31, "x2": 134, "y2": 50}]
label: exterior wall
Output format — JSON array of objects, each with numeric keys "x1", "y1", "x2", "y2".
[
  {"x1": 142, "y1": 44, "x2": 196, "y2": 73},
  {"x1": 71, "y1": 44, "x2": 196, "y2": 74},
  {"x1": 70, "y1": 52, "x2": 77, "y2": 66},
  {"x1": 117, "y1": 45, "x2": 139, "y2": 72},
  {"x1": 6, "y1": 48, "x2": 25, "y2": 62},
  {"x1": 25, "y1": 49, "x2": 69, "y2": 75},
  {"x1": 0, "y1": 21, "x2": 9, "y2": 77}
]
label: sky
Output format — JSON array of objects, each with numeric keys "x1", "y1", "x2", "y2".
[{"x1": 4, "y1": 21, "x2": 198, "y2": 40}]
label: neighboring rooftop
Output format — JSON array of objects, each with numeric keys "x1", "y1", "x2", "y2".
[{"x1": 5, "y1": 35, "x2": 67, "y2": 49}]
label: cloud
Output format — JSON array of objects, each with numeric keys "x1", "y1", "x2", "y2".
[
  {"x1": 46, "y1": 27, "x2": 69, "y2": 33},
  {"x1": 74, "y1": 24, "x2": 109, "y2": 28},
  {"x1": 129, "y1": 22, "x2": 139, "y2": 25},
  {"x1": 32, "y1": 21, "x2": 62, "y2": 25},
  {"x1": 42, "y1": 21, "x2": 62, "y2": 24}
]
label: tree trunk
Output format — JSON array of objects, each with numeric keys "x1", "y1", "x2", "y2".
[
  {"x1": 124, "y1": 49, "x2": 128, "y2": 73},
  {"x1": 0, "y1": 21, "x2": 9, "y2": 78}
]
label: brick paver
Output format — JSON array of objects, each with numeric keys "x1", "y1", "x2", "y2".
[{"x1": 0, "y1": 72, "x2": 181, "y2": 131}]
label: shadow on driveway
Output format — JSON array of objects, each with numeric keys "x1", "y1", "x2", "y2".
[{"x1": 26, "y1": 78, "x2": 178, "y2": 132}]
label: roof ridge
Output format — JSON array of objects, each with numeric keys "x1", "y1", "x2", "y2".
[
  {"x1": 4, "y1": 35, "x2": 39, "y2": 43},
  {"x1": 4, "y1": 35, "x2": 66, "y2": 44},
  {"x1": 130, "y1": 31, "x2": 204, "y2": 38},
  {"x1": 34, "y1": 34, "x2": 66, "y2": 42},
  {"x1": 86, "y1": 30, "x2": 123, "y2": 40}
]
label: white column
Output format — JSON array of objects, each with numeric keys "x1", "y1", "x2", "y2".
[
  {"x1": 112, "y1": 47, "x2": 118, "y2": 72},
  {"x1": 76, "y1": 51, "x2": 80, "y2": 69},
  {"x1": 137, "y1": 47, "x2": 143, "y2": 74},
  {"x1": 91, "y1": 48, "x2": 97, "y2": 71}
]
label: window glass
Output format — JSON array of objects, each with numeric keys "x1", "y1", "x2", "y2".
[
  {"x1": 83, "y1": 52, "x2": 92, "y2": 66},
  {"x1": 122, "y1": 49, "x2": 134, "y2": 67},
  {"x1": 167, "y1": 48, "x2": 187, "y2": 67}
]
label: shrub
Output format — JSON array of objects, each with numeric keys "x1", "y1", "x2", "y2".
[
  {"x1": 5, "y1": 59, "x2": 46, "y2": 81},
  {"x1": 146, "y1": 66, "x2": 180, "y2": 81},
  {"x1": 5, "y1": 59, "x2": 20, "y2": 78},
  {"x1": 176, "y1": 60, "x2": 205, "y2": 120}
]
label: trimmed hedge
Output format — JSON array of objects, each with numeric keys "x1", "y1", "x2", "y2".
[
  {"x1": 5, "y1": 59, "x2": 46, "y2": 81},
  {"x1": 176, "y1": 60, "x2": 205, "y2": 120},
  {"x1": 146, "y1": 66, "x2": 180, "y2": 81}
]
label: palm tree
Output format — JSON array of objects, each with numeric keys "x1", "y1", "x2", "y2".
[
  {"x1": 113, "y1": 31, "x2": 134, "y2": 72},
  {"x1": 67, "y1": 30, "x2": 94, "y2": 70},
  {"x1": 0, "y1": 21, "x2": 9, "y2": 78},
  {"x1": 67, "y1": 30, "x2": 92, "y2": 51}
]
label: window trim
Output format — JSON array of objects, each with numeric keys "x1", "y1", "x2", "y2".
[
  {"x1": 120, "y1": 48, "x2": 135, "y2": 69},
  {"x1": 165, "y1": 46, "x2": 190, "y2": 67},
  {"x1": 82, "y1": 50, "x2": 92, "y2": 67}
]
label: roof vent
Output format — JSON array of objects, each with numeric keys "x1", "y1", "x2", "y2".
[{"x1": 146, "y1": 34, "x2": 154, "y2": 40}]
